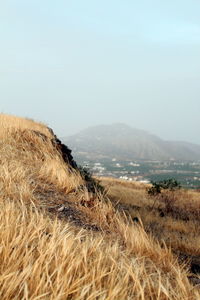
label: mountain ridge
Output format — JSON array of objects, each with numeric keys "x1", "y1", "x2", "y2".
[{"x1": 63, "y1": 123, "x2": 200, "y2": 161}]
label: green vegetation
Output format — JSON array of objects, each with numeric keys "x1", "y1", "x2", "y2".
[{"x1": 147, "y1": 178, "x2": 181, "y2": 196}]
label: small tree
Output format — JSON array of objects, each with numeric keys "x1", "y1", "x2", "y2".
[
  {"x1": 147, "y1": 178, "x2": 181, "y2": 212},
  {"x1": 147, "y1": 178, "x2": 181, "y2": 196}
]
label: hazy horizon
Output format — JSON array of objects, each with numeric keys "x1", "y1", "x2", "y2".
[
  {"x1": 1, "y1": 1, "x2": 200, "y2": 144},
  {"x1": 63, "y1": 122, "x2": 200, "y2": 145}
]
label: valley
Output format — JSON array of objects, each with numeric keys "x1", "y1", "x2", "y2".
[
  {"x1": 75, "y1": 157, "x2": 200, "y2": 189},
  {"x1": 64, "y1": 123, "x2": 200, "y2": 189}
]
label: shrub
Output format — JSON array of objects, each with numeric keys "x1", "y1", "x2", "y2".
[
  {"x1": 78, "y1": 166, "x2": 104, "y2": 194},
  {"x1": 147, "y1": 179, "x2": 181, "y2": 196},
  {"x1": 147, "y1": 179, "x2": 181, "y2": 213}
]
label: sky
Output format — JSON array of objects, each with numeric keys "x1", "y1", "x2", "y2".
[{"x1": 0, "y1": 0, "x2": 200, "y2": 143}]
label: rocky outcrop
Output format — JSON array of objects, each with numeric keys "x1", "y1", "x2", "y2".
[
  {"x1": 47, "y1": 127, "x2": 78, "y2": 169},
  {"x1": 33, "y1": 127, "x2": 103, "y2": 193}
]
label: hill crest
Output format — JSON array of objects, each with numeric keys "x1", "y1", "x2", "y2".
[{"x1": 64, "y1": 123, "x2": 200, "y2": 161}]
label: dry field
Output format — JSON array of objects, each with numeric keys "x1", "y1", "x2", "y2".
[
  {"x1": 100, "y1": 178, "x2": 200, "y2": 275},
  {"x1": 0, "y1": 114, "x2": 200, "y2": 300}
]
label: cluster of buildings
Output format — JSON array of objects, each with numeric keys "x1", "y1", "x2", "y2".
[
  {"x1": 81, "y1": 158, "x2": 200, "y2": 188},
  {"x1": 82, "y1": 160, "x2": 149, "y2": 183}
]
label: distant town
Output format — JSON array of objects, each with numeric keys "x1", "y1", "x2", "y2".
[{"x1": 76, "y1": 158, "x2": 200, "y2": 189}]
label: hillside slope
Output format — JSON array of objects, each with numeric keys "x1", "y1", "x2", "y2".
[
  {"x1": 64, "y1": 123, "x2": 200, "y2": 161},
  {"x1": 0, "y1": 114, "x2": 199, "y2": 300},
  {"x1": 100, "y1": 177, "x2": 200, "y2": 277}
]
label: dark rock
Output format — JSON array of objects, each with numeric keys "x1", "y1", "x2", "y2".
[
  {"x1": 48, "y1": 128, "x2": 78, "y2": 169},
  {"x1": 133, "y1": 217, "x2": 139, "y2": 223},
  {"x1": 191, "y1": 262, "x2": 200, "y2": 275},
  {"x1": 178, "y1": 252, "x2": 200, "y2": 276},
  {"x1": 188, "y1": 276, "x2": 200, "y2": 286},
  {"x1": 159, "y1": 211, "x2": 165, "y2": 217}
]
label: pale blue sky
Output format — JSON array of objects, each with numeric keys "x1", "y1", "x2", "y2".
[{"x1": 0, "y1": 0, "x2": 200, "y2": 143}]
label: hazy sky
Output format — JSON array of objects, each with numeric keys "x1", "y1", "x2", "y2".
[{"x1": 1, "y1": 0, "x2": 200, "y2": 143}]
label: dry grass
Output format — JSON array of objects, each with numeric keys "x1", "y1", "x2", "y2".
[
  {"x1": 100, "y1": 177, "x2": 200, "y2": 264},
  {"x1": 0, "y1": 114, "x2": 83, "y2": 196},
  {"x1": 0, "y1": 114, "x2": 200, "y2": 299},
  {"x1": 0, "y1": 114, "x2": 52, "y2": 138},
  {"x1": 2, "y1": 199, "x2": 198, "y2": 300}
]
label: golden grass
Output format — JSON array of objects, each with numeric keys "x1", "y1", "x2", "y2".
[
  {"x1": 0, "y1": 114, "x2": 83, "y2": 196},
  {"x1": 100, "y1": 177, "x2": 200, "y2": 259},
  {"x1": 0, "y1": 114, "x2": 200, "y2": 299},
  {"x1": 1, "y1": 199, "x2": 198, "y2": 300},
  {"x1": 0, "y1": 113, "x2": 52, "y2": 138}
]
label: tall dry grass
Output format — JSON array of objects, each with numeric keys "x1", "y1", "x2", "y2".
[
  {"x1": 0, "y1": 114, "x2": 83, "y2": 196},
  {"x1": 101, "y1": 177, "x2": 200, "y2": 260},
  {"x1": 0, "y1": 114, "x2": 199, "y2": 299},
  {"x1": 0, "y1": 114, "x2": 52, "y2": 138},
  {"x1": 1, "y1": 199, "x2": 198, "y2": 300}
]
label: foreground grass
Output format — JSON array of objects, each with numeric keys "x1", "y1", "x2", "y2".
[
  {"x1": 1, "y1": 200, "x2": 198, "y2": 300},
  {"x1": 0, "y1": 114, "x2": 199, "y2": 299}
]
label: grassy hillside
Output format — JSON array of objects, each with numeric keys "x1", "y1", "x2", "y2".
[
  {"x1": 0, "y1": 114, "x2": 200, "y2": 300},
  {"x1": 100, "y1": 178, "x2": 200, "y2": 278}
]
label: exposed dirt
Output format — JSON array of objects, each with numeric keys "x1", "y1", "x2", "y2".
[{"x1": 33, "y1": 182, "x2": 101, "y2": 232}]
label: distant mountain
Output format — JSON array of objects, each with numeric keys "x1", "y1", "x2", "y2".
[{"x1": 63, "y1": 123, "x2": 200, "y2": 161}]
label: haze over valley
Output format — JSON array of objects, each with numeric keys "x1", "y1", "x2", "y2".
[
  {"x1": 64, "y1": 123, "x2": 200, "y2": 161},
  {"x1": 64, "y1": 123, "x2": 200, "y2": 188}
]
